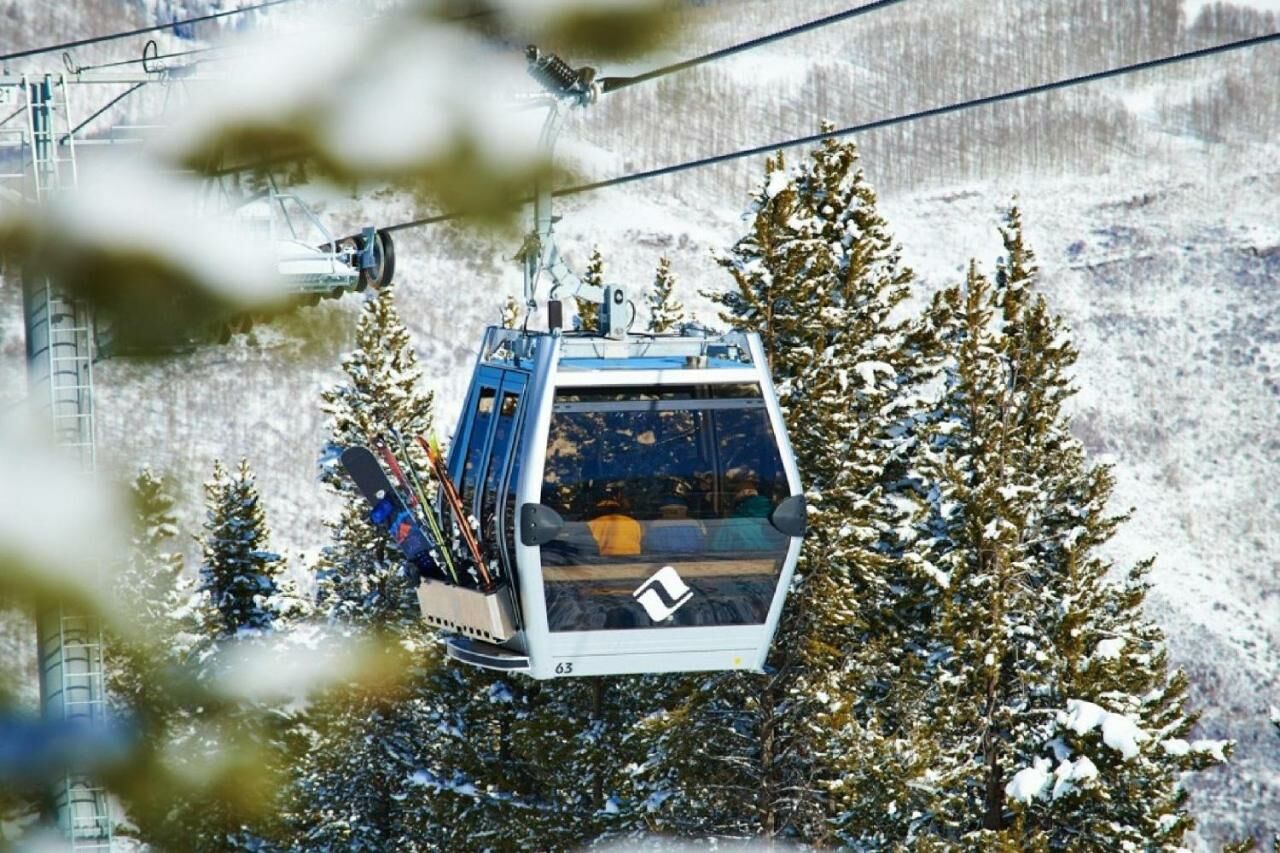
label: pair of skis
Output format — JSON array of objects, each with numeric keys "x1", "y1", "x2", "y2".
[
  {"x1": 418, "y1": 433, "x2": 488, "y2": 584},
  {"x1": 340, "y1": 432, "x2": 493, "y2": 590},
  {"x1": 373, "y1": 434, "x2": 460, "y2": 585}
]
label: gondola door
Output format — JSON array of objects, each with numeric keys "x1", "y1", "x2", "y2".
[
  {"x1": 448, "y1": 369, "x2": 527, "y2": 587},
  {"x1": 478, "y1": 373, "x2": 526, "y2": 586}
]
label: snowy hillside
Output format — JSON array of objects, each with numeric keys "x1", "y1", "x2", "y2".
[{"x1": 2, "y1": 0, "x2": 1279, "y2": 846}]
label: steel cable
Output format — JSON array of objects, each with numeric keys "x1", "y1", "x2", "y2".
[{"x1": 382, "y1": 28, "x2": 1280, "y2": 233}]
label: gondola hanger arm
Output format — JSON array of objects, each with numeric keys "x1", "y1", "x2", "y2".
[{"x1": 521, "y1": 46, "x2": 628, "y2": 337}]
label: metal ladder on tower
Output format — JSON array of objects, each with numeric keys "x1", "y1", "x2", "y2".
[
  {"x1": 21, "y1": 73, "x2": 113, "y2": 853},
  {"x1": 25, "y1": 73, "x2": 79, "y2": 203}
]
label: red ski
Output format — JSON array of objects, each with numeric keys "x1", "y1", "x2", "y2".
[{"x1": 418, "y1": 434, "x2": 491, "y2": 588}]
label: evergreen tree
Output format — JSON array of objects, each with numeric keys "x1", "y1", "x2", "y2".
[
  {"x1": 645, "y1": 137, "x2": 927, "y2": 844},
  {"x1": 93, "y1": 473, "x2": 212, "y2": 849},
  {"x1": 901, "y1": 206, "x2": 1227, "y2": 848},
  {"x1": 703, "y1": 153, "x2": 806, "y2": 378},
  {"x1": 123, "y1": 468, "x2": 189, "y2": 630},
  {"x1": 293, "y1": 283, "x2": 649, "y2": 851},
  {"x1": 109, "y1": 467, "x2": 196, "y2": 724},
  {"x1": 406, "y1": 673, "x2": 649, "y2": 850},
  {"x1": 318, "y1": 286, "x2": 435, "y2": 487},
  {"x1": 290, "y1": 284, "x2": 439, "y2": 849},
  {"x1": 130, "y1": 458, "x2": 294, "y2": 852},
  {"x1": 642, "y1": 155, "x2": 809, "y2": 840},
  {"x1": 576, "y1": 246, "x2": 604, "y2": 331},
  {"x1": 646, "y1": 256, "x2": 685, "y2": 333},
  {"x1": 312, "y1": 285, "x2": 436, "y2": 624},
  {"x1": 108, "y1": 467, "x2": 200, "y2": 849},
  {"x1": 299, "y1": 291, "x2": 654, "y2": 849},
  {"x1": 197, "y1": 458, "x2": 283, "y2": 640}
]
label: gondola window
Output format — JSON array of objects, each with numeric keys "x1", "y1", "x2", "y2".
[{"x1": 539, "y1": 384, "x2": 790, "y2": 631}]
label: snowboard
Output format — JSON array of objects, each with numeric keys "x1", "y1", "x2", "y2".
[{"x1": 339, "y1": 445, "x2": 442, "y2": 583}]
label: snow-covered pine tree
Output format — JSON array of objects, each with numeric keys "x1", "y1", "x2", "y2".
[
  {"x1": 318, "y1": 286, "x2": 435, "y2": 487},
  {"x1": 577, "y1": 246, "x2": 604, "y2": 331},
  {"x1": 138, "y1": 457, "x2": 294, "y2": 851},
  {"x1": 198, "y1": 458, "x2": 283, "y2": 639},
  {"x1": 289, "y1": 284, "x2": 441, "y2": 849},
  {"x1": 637, "y1": 155, "x2": 813, "y2": 840},
  {"x1": 903, "y1": 206, "x2": 1227, "y2": 848},
  {"x1": 704, "y1": 153, "x2": 807, "y2": 378},
  {"x1": 642, "y1": 137, "x2": 928, "y2": 844},
  {"x1": 646, "y1": 255, "x2": 685, "y2": 333},
  {"x1": 405, "y1": 672, "x2": 649, "y2": 849},
  {"x1": 311, "y1": 284, "x2": 435, "y2": 625},
  {"x1": 122, "y1": 468, "x2": 189, "y2": 630},
  {"x1": 109, "y1": 467, "x2": 196, "y2": 724},
  {"x1": 794, "y1": 132, "x2": 942, "y2": 847},
  {"x1": 296, "y1": 284, "x2": 645, "y2": 850},
  {"x1": 106, "y1": 468, "x2": 200, "y2": 849},
  {"x1": 774, "y1": 134, "x2": 937, "y2": 845}
]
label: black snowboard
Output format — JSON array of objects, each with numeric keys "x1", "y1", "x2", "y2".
[{"x1": 339, "y1": 445, "x2": 441, "y2": 582}]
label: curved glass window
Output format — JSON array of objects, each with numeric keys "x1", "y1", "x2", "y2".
[
  {"x1": 459, "y1": 387, "x2": 496, "y2": 512},
  {"x1": 480, "y1": 391, "x2": 520, "y2": 567},
  {"x1": 539, "y1": 384, "x2": 791, "y2": 632}
]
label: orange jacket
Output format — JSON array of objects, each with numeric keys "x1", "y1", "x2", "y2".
[{"x1": 588, "y1": 513, "x2": 643, "y2": 557}]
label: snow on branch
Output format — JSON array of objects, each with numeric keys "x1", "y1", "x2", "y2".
[{"x1": 1062, "y1": 699, "x2": 1148, "y2": 759}]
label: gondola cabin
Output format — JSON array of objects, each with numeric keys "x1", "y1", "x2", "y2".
[{"x1": 422, "y1": 325, "x2": 806, "y2": 678}]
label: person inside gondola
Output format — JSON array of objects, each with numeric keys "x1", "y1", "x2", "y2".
[
  {"x1": 587, "y1": 487, "x2": 643, "y2": 557},
  {"x1": 646, "y1": 494, "x2": 707, "y2": 555},
  {"x1": 708, "y1": 477, "x2": 774, "y2": 553}
]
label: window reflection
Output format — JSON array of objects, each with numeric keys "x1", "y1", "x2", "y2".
[
  {"x1": 480, "y1": 392, "x2": 520, "y2": 569},
  {"x1": 539, "y1": 384, "x2": 791, "y2": 632},
  {"x1": 460, "y1": 387, "x2": 496, "y2": 513}
]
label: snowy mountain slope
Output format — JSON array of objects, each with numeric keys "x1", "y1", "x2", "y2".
[
  {"x1": 2, "y1": 0, "x2": 1279, "y2": 846},
  {"x1": 53, "y1": 155, "x2": 1276, "y2": 845}
]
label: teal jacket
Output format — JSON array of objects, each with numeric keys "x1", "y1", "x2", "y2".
[{"x1": 708, "y1": 495, "x2": 775, "y2": 553}]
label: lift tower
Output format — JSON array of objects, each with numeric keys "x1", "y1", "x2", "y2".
[{"x1": 5, "y1": 72, "x2": 113, "y2": 851}]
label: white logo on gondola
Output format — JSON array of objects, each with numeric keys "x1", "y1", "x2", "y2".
[{"x1": 633, "y1": 565, "x2": 694, "y2": 622}]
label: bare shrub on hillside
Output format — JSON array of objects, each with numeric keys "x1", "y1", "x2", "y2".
[
  {"x1": 583, "y1": 0, "x2": 1187, "y2": 201},
  {"x1": 1188, "y1": 1, "x2": 1279, "y2": 42},
  {"x1": 1159, "y1": 48, "x2": 1280, "y2": 143}
]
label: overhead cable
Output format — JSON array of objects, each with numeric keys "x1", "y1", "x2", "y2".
[
  {"x1": 60, "y1": 82, "x2": 147, "y2": 143},
  {"x1": 384, "y1": 28, "x2": 1280, "y2": 232},
  {"x1": 0, "y1": 0, "x2": 300, "y2": 64},
  {"x1": 600, "y1": 0, "x2": 909, "y2": 92},
  {"x1": 55, "y1": 6, "x2": 491, "y2": 75},
  {"x1": 69, "y1": 45, "x2": 215, "y2": 74}
]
